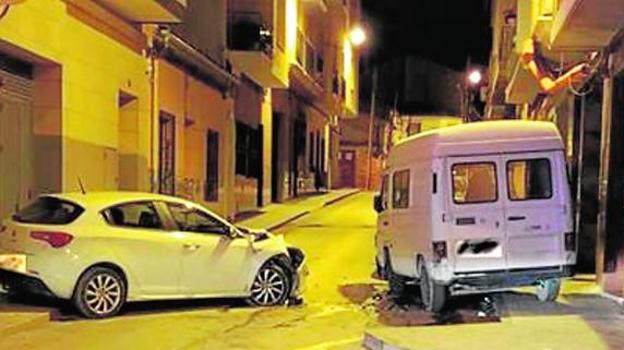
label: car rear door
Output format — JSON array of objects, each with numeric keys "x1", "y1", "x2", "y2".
[
  {"x1": 502, "y1": 152, "x2": 566, "y2": 269},
  {"x1": 102, "y1": 201, "x2": 184, "y2": 297},
  {"x1": 447, "y1": 156, "x2": 507, "y2": 272}
]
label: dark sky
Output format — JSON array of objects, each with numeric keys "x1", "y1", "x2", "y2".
[{"x1": 361, "y1": 0, "x2": 491, "y2": 70}]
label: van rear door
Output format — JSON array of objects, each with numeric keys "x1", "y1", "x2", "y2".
[
  {"x1": 447, "y1": 156, "x2": 506, "y2": 272},
  {"x1": 502, "y1": 152, "x2": 566, "y2": 269}
]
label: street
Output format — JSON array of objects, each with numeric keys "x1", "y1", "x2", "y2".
[{"x1": 1, "y1": 192, "x2": 624, "y2": 349}]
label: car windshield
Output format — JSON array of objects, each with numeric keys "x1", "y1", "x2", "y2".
[{"x1": 12, "y1": 197, "x2": 84, "y2": 225}]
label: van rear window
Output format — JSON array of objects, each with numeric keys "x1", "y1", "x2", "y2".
[
  {"x1": 452, "y1": 162, "x2": 498, "y2": 204},
  {"x1": 507, "y1": 159, "x2": 552, "y2": 200},
  {"x1": 12, "y1": 197, "x2": 84, "y2": 225}
]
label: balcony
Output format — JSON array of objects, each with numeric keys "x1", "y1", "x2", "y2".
[
  {"x1": 290, "y1": 29, "x2": 325, "y2": 102},
  {"x1": 94, "y1": 0, "x2": 185, "y2": 23},
  {"x1": 551, "y1": 0, "x2": 624, "y2": 50},
  {"x1": 227, "y1": 12, "x2": 288, "y2": 88}
]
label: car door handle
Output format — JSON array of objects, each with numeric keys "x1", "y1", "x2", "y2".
[
  {"x1": 456, "y1": 217, "x2": 476, "y2": 225},
  {"x1": 183, "y1": 243, "x2": 201, "y2": 251},
  {"x1": 508, "y1": 216, "x2": 526, "y2": 221},
  {"x1": 383, "y1": 221, "x2": 389, "y2": 226}
]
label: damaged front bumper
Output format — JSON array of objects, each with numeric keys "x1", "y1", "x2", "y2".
[{"x1": 448, "y1": 265, "x2": 575, "y2": 296}]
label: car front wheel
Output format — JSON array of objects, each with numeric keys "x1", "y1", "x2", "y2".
[
  {"x1": 72, "y1": 266, "x2": 126, "y2": 319},
  {"x1": 248, "y1": 263, "x2": 291, "y2": 307}
]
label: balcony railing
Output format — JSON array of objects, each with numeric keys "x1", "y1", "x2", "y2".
[{"x1": 228, "y1": 12, "x2": 273, "y2": 57}]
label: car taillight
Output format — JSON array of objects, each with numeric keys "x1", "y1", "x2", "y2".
[
  {"x1": 564, "y1": 232, "x2": 576, "y2": 252},
  {"x1": 432, "y1": 241, "x2": 447, "y2": 262},
  {"x1": 30, "y1": 231, "x2": 74, "y2": 248}
]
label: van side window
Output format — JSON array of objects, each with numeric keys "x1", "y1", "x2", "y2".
[
  {"x1": 380, "y1": 175, "x2": 389, "y2": 210},
  {"x1": 452, "y1": 163, "x2": 497, "y2": 204},
  {"x1": 507, "y1": 159, "x2": 552, "y2": 200},
  {"x1": 392, "y1": 170, "x2": 410, "y2": 209}
]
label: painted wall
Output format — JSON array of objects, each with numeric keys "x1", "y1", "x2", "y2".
[
  {"x1": 157, "y1": 60, "x2": 235, "y2": 217},
  {"x1": 0, "y1": 0, "x2": 152, "y2": 194}
]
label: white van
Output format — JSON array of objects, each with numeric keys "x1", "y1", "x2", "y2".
[{"x1": 374, "y1": 120, "x2": 576, "y2": 312}]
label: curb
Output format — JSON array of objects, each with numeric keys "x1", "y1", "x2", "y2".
[
  {"x1": 267, "y1": 211, "x2": 311, "y2": 231},
  {"x1": 601, "y1": 292, "x2": 624, "y2": 306},
  {"x1": 363, "y1": 332, "x2": 407, "y2": 350},
  {"x1": 323, "y1": 189, "x2": 361, "y2": 207}
]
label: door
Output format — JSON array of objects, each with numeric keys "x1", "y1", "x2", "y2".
[
  {"x1": 502, "y1": 152, "x2": 566, "y2": 269},
  {"x1": 166, "y1": 203, "x2": 252, "y2": 296},
  {"x1": 159, "y1": 112, "x2": 176, "y2": 195},
  {"x1": 376, "y1": 174, "x2": 391, "y2": 262},
  {"x1": 338, "y1": 150, "x2": 356, "y2": 188},
  {"x1": 447, "y1": 156, "x2": 506, "y2": 272},
  {"x1": 102, "y1": 201, "x2": 183, "y2": 296}
]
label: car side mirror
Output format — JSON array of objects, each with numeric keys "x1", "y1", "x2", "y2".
[{"x1": 374, "y1": 194, "x2": 383, "y2": 213}]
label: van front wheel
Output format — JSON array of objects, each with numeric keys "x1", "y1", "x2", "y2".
[
  {"x1": 419, "y1": 263, "x2": 447, "y2": 312},
  {"x1": 536, "y1": 278, "x2": 561, "y2": 302}
]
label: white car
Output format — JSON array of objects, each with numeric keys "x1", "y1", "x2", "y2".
[{"x1": 0, "y1": 192, "x2": 306, "y2": 318}]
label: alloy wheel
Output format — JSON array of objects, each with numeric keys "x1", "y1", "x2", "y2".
[
  {"x1": 83, "y1": 273, "x2": 123, "y2": 316},
  {"x1": 250, "y1": 265, "x2": 288, "y2": 306}
]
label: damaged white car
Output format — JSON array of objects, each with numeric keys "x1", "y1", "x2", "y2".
[{"x1": 0, "y1": 192, "x2": 306, "y2": 318}]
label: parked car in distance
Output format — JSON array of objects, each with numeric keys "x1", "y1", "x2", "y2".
[
  {"x1": 0, "y1": 192, "x2": 306, "y2": 318},
  {"x1": 374, "y1": 120, "x2": 576, "y2": 312}
]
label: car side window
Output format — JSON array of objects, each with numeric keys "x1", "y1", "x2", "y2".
[
  {"x1": 380, "y1": 175, "x2": 389, "y2": 211},
  {"x1": 103, "y1": 202, "x2": 163, "y2": 230},
  {"x1": 167, "y1": 203, "x2": 229, "y2": 235},
  {"x1": 392, "y1": 170, "x2": 410, "y2": 209}
]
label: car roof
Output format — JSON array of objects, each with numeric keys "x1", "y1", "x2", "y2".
[{"x1": 44, "y1": 191, "x2": 191, "y2": 210}]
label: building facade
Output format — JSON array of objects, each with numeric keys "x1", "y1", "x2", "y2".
[
  {"x1": 487, "y1": 0, "x2": 624, "y2": 296},
  {"x1": 0, "y1": 0, "x2": 361, "y2": 221}
]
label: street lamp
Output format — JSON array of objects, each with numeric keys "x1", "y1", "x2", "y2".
[
  {"x1": 349, "y1": 26, "x2": 367, "y2": 47},
  {"x1": 468, "y1": 69, "x2": 482, "y2": 85}
]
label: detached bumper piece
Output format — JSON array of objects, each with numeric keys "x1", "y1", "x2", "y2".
[
  {"x1": 0, "y1": 269, "x2": 56, "y2": 298},
  {"x1": 450, "y1": 265, "x2": 574, "y2": 296}
]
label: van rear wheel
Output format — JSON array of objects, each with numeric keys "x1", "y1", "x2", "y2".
[
  {"x1": 419, "y1": 263, "x2": 446, "y2": 312},
  {"x1": 536, "y1": 278, "x2": 561, "y2": 302}
]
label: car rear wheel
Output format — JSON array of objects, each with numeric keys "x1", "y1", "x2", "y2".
[
  {"x1": 73, "y1": 267, "x2": 126, "y2": 319},
  {"x1": 248, "y1": 263, "x2": 291, "y2": 307},
  {"x1": 536, "y1": 278, "x2": 561, "y2": 302},
  {"x1": 419, "y1": 263, "x2": 446, "y2": 312}
]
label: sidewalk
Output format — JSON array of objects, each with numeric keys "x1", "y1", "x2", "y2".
[
  {"x1": 362, "y1": 276, "x2": 624, "y2": 350},
  {"x1": 236, "y1": 188, "x2": 361, "y2": 231}
]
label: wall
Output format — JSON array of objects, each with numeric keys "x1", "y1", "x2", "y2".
[
  {"x1": 157, "y1": 60, "x2": 235, "y2": 217},
  {"x1": 0, "y1": 0, "x2": 152, "y2": 194}
]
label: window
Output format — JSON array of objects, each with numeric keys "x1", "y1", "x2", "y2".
[
  {"x1": 380, "y1": 175, "x2": 389, "y2": 211},
  {"x1": 103, "y1": 202, "x2": 162, "y2": 230},
  {"x1": 13, "y1": 197, "x2": 84, "y2": 225},
  {"x1": 159, "y1": 112, "x2": 176, "y2": 195},
  {"x1": 167, "y1": 203, "x2": 229, "y2": 235},
  {"x1": 205, "y1": 130, "x2": 219, "y2": 202},
  {"x1": 452, "y1": 162, "x2": 498, "y2": 204},
  {"x1": 392, "y1": 170, "x2": 410, "y2": 209},
  {"x1": 507, "y1": 159, "x2": 552, "y2": 200},
  {"x1": 235, "y1": 122, "x2": 260, "y2": 179}
]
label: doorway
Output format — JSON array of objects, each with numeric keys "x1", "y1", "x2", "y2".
[
  {"x1": 159, "y1": 111, "x2": 176, "y2": 195},
  {"x1": 271, "y1": 113, "x2": 281, "y2": 202}
]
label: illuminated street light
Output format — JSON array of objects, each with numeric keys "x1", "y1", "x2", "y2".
[
  {"x1": 468, "y1": 69, "x2": 482, "y2": 85},
  {"x1": 349, "y1": 26, "x2": 367, "y2": 47}
]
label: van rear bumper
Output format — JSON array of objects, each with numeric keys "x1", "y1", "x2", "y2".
[{"x1": 448, "y1": 265, "x2": 574, "y2": 296}]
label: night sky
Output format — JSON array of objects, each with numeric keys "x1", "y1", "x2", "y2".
[{"x1": 361, "y1": 0, "x2": 492, "y2": 70}]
